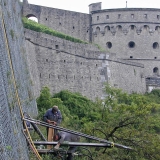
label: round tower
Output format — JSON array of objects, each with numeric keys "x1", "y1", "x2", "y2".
[{"x1": 91, "y1": 8, "x2": 160, "y2": 76}]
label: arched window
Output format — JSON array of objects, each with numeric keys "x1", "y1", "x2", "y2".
[
  {"x1": 96, "y1": 27, "x2": 100, "y2": 33},
  {"x1": 130, "y1": 25, "x2": 136, "y2": 30},
  {"x1": 153, "y1": 67, "x2": 159, "y2": 76},
  {"x1": 105, "y1": 26, "x2": 110, "y2": 31},
  {"x1": 155, "y1": 26, "x2": 160, "y2": 31},
  {"x1": 96, "y1": 27, "x2": 100, "y2": 32},
  {"x1": 117, "y1": 25, "x2": 122, "y2": 31},
  {"x1": 26, "y1": 14, "x2": 38, "y2": 23}
]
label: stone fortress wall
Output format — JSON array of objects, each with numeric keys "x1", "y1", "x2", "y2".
[
  {"x1": 0, "y1": 0, "x2": 38, "y2": 159},
  {"x1": 22, "y1": 0, "x2": 91, "y2": 42},
  {"x1": 24, "y1": 28, "x2": 146, "y2": 100},
  {"x1": 22, "y1": 0, "x2": 160, "y2": 100}
]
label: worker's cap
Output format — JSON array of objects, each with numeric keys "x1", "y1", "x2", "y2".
[{"x1": 52, "y1": 106, "x2": 58, "y2": 112}]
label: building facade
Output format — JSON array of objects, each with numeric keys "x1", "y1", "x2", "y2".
[{"x1": 22, "y1": 0, "x2": 160, "y2": 100}]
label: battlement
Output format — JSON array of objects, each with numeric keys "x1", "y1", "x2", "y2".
[
  {"x1": 91, "y1": 8, "x2": 160, "y2": 33},
  {"x1": 89, "y1": 2, "x2": 102, "y2": 13}
]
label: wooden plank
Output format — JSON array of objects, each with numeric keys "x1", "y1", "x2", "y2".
[{"x1": 47, "y1": 128, "x2": 54, "y2": 149}]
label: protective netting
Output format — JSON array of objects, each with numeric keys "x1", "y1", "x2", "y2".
[{"x1": 0, "y1": 0, "x2": 38, "y2": 159}]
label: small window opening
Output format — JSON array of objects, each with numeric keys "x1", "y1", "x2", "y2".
[
  {"x1": 130, "y1": 56, "x2": 133, "y2": 58},
  {"x1": 105, "y1": 26, "x2": 110, "y2": 31},
  {"x1": 106, "y1": 15, "x2": 109, "y2": 19},
  {"x1": 157, "y1": 15, "x2": 160, "y2": 20},
  {"x1": 131, "y1": 25, "x2": 135, "y2": 30},
  {"x1": 64, "y1": 60, "x2": 66, "y2": 63},
  {"x1": 96, "y1": 27, "x2": 100, "y2": 33},
  {"x1": 128, "y1": 41, "x2": 135, "y2": 48},
  {"x1": 97, "y1": 16, "x2": 99, "y2": 20},
  {"x1": 144, "y1": 25, "x2": 148, "y2": 29},
  {"x1": 153, "y1": 42, "x2": 159, "y2": 49},
  {"x1": 55, "y1": 45, "x2": 59, "y2": 53},
  {"x1": 154, "y1": 57, "x2": 157, "y2": 59},
  {"x1": 131, "y1": 14, "x2": 134, "y2": 19},
  {"x1": 118, "y1": 14, "x2": 121, "y2": 19},
  {"x1": 106, "y1": 42, "x2": 112, "y2": 49},
  {"x1": 46, "y1": 59, "x2": 48, "y2": 62},
  {"x1": 28, "y1": 16, "x2": 38, "y2": 23},
  {"x1": 73, "y1": 26, "x2": 75, "y2": 29},
  {"x1": 117, "y1": 25, "x2": 122, "y2": 30},
  {"x1": 155, "y1": 26, "x2": 160, "y2": 31},
  {"x1": 144, "y1": 14, "x2": 147, "y2": 19},
  {"x1": 153, "y1": 67, "x2": 159, "y2": 75}
]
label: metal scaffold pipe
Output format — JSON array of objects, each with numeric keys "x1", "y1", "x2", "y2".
[
  {"x1": 34, "y1": 141, "x2": 111, "y2": 147},
  {"x1": 23, "y1": 117, "x2": 133, "y2": 150}
]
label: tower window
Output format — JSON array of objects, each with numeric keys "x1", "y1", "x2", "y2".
[
  {"x1": 97, "y1": 16, "x2": 99, "y2": 20},
  {"x1": 55, "y1": 45, "x2": 59, "y2": 53},
  {"x1": 131, "y1": 14, "x2": 134, "y2": 19},
  {"x1": 144, "y1": 14, "x2": 147, "y2": 19},
  {"x1": 153, "y1": 67, "x2": 159, "y2": 75},
  {"x1": 128, "y1": 41, "x2": 135, "y2": 48},
  {"x1": 106, "y1": 42, "x2": 112, "y2": 49},
  {"x1": 130, "y1": 25, "x2": 135, "y2": 30},
  {"x1": 153, "y1": 42, "x2": 159, "y2": 49},
  {"x1": 118, "y1": 14, "x2": 121, "y2": 19},
  {"x1": 106, "y1": 15, "x2": 109, "y2": 19}
]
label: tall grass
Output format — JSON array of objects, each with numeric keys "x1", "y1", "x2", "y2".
[{"x1": 22, "y1": 17, "x2": 88, "y2": 44}]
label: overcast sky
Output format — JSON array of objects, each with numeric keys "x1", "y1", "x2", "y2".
[{"x1": 27, "y1": 0, "x2": 160, "y2": 13}]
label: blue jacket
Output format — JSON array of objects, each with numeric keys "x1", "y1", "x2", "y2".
[{"x1": 43, "y1": 108, "x2": 62, "y2": 125}]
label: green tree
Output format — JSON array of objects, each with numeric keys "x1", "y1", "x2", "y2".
[
  {"x1": 53, "y1": 90, "x2": 101, "y2": 128},
  {"x1": 36, "y1": 86, "x2": 53, "y2": 112},
  {"x1": 36, "y1": 86, "x2": 160, "y2": 160},
  {"x1": 91, "y1": 85, "x2": 160, "y2": 160}
]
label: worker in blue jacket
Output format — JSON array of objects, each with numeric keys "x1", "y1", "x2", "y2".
[{"x1": 43, "y1": 106, "x2": 62, "y2": 149}]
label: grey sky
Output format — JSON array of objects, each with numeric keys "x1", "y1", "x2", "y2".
[{"x1": 28, "y1": 0, "x2": 160, "y2": 14}]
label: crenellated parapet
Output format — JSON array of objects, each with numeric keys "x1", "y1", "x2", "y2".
[
  {"x1": 92, "y1": 23, "x2": 160, "y2": 36},
  {"x1": 91, "y1": 8, "x2": 160, "y2": 35}
]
